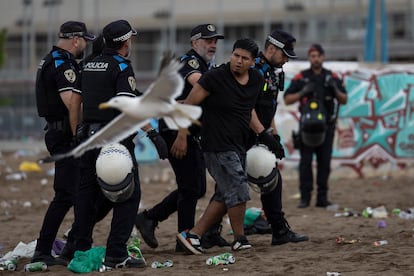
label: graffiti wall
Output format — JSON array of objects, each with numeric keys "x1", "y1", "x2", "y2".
[
  {"x1": 279, "y1": 62, "x2": 414, "y2": 177},
  {"x1": 134, "y1": 62, "x2": 414, "y2": 178}
]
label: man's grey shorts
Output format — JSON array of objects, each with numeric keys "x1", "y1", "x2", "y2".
[{"x1": 204, "y1": 151, "x2": 250, "y2": 208}]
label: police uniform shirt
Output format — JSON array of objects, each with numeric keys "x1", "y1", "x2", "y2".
[
  {"x1": 254, "y1": 53, "x2": 280, "y2": 129},
  {"x1": 177, "y1": 49, "x2": 210, "y2": 101},
  {"x1": 36, "y1": 46, "x2": 81, "y2": 121},
  {"x1": 198, "y1": 62, "x2": 264, "y2": 153},
  {"x1": 81, "y1": 48, "x2": 138, "y2": 123},
  {"x1": 158, "y1": 49, "x2": 210, "y2": 134}
]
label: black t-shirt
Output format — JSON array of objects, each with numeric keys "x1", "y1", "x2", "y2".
[{"x1": 199, "y1": 62, "x2": 264, "y2": 153}]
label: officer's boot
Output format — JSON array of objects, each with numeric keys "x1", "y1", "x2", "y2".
[
  {"x1": 316, "y1": 190, "x2": 331, "y2": 207},
  {"x1": 297, "y1": 193, "x2": 311, "y2": 208},
  {"x1": 271, "y1": 218, "x2": 309, "y2": 245}
]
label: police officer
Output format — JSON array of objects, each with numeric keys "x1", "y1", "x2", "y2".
[
  {"x1": 134, "y1": 24, "x2": 228, "y2": 251},
  {"x1": 65, "y1": 20, "x2": 145, "y2": 269},
  {"x1": 249, "y1": 30, "x2": 309, "y2": 245},
  {"x1": 284, "y1": 43, "x2": 347, "y2": 208},
  {"x1": 33, "y1": 21, "x2": 95, "y2": 266}
]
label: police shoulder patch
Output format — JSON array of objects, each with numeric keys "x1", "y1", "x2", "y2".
[
  {"x1": 64, "y1": 69, "x2": 76, "y2": 83},
  {"x1": 188, "y1": 58, "x2": 199, "y2": 69},
  {"x1": 128, "y1": 76, "x2": 136, "y2": 91}
]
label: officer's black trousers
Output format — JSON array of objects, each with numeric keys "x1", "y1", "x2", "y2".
[
  {"x1": 36, "y1": 129, "x2": 79, "y2": 255},
  {"x1": 260, "y1": 171, "x2": 284, "y2": 227},
  {"x1": 299, "y1": 124, "x2": 336, "y2": 202},
  {"x1": 146, "y1": 130, "x2": 206, "y2": 233},
  {"x1": 73, "y1": 143, "x2": 141, "y2": 259}
]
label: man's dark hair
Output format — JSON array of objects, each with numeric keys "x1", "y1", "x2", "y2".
[{"x1": 233, "y1": 38, "x2": 259, "y2": 58}]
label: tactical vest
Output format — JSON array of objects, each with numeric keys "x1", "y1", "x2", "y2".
[
  {"x1": 254, "y1": 56, "x2": 284, "y2": 129},
  {"x1": 82, "y1": 54, "x2": 130, "y2": 123}
]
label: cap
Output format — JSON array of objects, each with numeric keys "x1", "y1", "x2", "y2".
[
  {"x1": 308, "y1": 43, "x2": 325, "y2": 55},
  {"x1": 59, "y1": 21, "x2": 96, "y2": 41},
  {"x1": 190, "y1": 24, "x2": 224, "y2": 41},
  {"x1": 267, "y1": 30, "x2": 297, "y2": 58},
  {"x1": 103, "y1": 20, "x2": 137, "y2": 43}
]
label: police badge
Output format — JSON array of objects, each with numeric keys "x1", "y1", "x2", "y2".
[
  {"x1": 128, "y1": 76, "x2": 136, "y2": 91},
  {"x1": 64, "y1": 69, "x2": 76, "y2": 83},
  {"x1": 188, "y1": 58, "x2": 199, "y2": 69}
]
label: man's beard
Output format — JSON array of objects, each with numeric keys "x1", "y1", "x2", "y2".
[
  {"x1": 75, "y1": 51, "x2": 84, "y2": 60},
  {"x1": 126, "y1": 41, "x2": 132, "y2": 58}
]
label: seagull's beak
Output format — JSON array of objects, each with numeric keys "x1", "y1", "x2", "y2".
[{"x1": 99, "y1": 102, "x2": 110, "y2": 109}]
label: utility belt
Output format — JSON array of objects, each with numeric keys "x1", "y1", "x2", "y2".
[
  {"x1": 76, "y1": 122, "x2": 105, "y2": 143},
  {"x1": 44, "y1": 120, "x2": 70, "y2": 132}
]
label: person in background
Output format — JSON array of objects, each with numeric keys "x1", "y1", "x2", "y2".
[
  {"x1": 134, "y1": 24, "x2": 229, "y2": 252},
  {"x1": 284, "y1": 43, "x2": 347, "y2": 208},
  {"x1": 33, "y1": 21, "x2": 95, "y2": 266}
]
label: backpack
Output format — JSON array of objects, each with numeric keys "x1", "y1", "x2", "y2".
[{"x1": 299, "y1": 98, "x2": 327, "y2": 147}]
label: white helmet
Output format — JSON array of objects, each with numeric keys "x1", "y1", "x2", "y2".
[
  {"x1": 96, "y1": 143, "x2": 135, "y2": 203},
  {"x1": 246, "y1": 144, "x2": 279, "y2": 194}
]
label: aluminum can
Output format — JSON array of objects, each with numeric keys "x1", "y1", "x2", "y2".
[
  {"x1": 0, "y1": 258, "x2": 17, "y2": 271},
  {"x1": 206, "y1": 253, "x2": 235, "y2": 265},
  {"x1": 24, "y1": 261, "x2": 47, "y2": 272},
  {"x1": 151, "y1": 260, "x2": 173, "y2": 268}
]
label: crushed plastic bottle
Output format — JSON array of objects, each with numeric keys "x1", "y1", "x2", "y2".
[
  {"x1": 372, "y1": 206, "x2": 388, "y2": 218},
  {"x1": 326, "y1": 204, "x2": 339, "y2": 212},
  {"x1": 327, "y1": 272, "x2": 341, "y2": 276},
  {"x1": 5, "y1": 172, "x2": 27, "y2": 181},
  {"x1": 398, "y1": 211, "x2": 414, "y2": 220},
  {"x1": 334, "y1": 211, "x2": 356, "y2": 217}
]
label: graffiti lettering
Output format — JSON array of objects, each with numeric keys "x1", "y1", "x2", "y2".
[{"x1": 399, "y1": 142, "x2": 414, "y2": 151}]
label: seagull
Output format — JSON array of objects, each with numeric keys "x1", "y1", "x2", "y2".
[{"x1": 39, "y1": 53, "x2": 202, "y2": 163}]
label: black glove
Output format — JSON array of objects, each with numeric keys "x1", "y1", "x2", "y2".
[
  {"x1": 299, "y1": 82, "x2": 315, "y2": 98},
  {"x1": 257, "y1": 130, "x2": 280, "y2": 156},
  {"x1": 326, "y1": 76, "x2": 339, "y2": 96},
  {"x1": 147, "y1": 129, "x2": 168, "y2": 159},
  {"x1": 272, "y1": 134, "x2": 285, "y2": 160}
]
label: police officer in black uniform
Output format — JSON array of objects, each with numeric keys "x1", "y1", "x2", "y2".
[
  {"x1": 33, "y1": 21, "x2": 95, "y2": 266},
  {"x1": 284, "y1": 43, "x2": 347, "y2": 208},
  {"x1": 134, "y1": 24, "x2": 228, "y2": 251},
  {"x1": 65, "y1": 20, "x2": 145, "y2": 269},
  {"x1": 250, "y1": 30, "x2": 309, "y2": 245}
]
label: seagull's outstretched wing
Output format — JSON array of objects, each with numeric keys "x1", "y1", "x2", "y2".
[
  {"x1": 140, "y1": 55, "x2": 184, "y2": 104},
  {"x1": 140, "y1": 54, "x2": 202, "y2": 130},
  {"x1": 39, "y1": 114, "x2": 149, "y2": 163}
]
